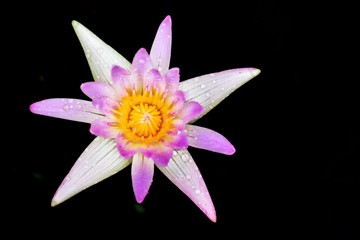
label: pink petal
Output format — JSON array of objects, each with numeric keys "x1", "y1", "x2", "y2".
[
  {"x1": 178, "y1": 101, "x2": 203, "y2": 123},
  {"x1": 131, "y1": 153, "x2": 154, "y2": 203},
  {"x1": 91, "y1": 97, "x2": 118, "y2": 116},
  {"x1": 168, "y1": 90, "x2": 186, "y2": 114},
  {"x1": 150, "y1": 15, "x2": 172, "y2": 74},
  {"x1": 80, "y1": 82, "x2": 115, "y2": 100},
  {"x1": 111, "y1": 65, "x2": 131, "y2": 97},
  {"x1": 144, "y1": 69, "x2": 166, "y2": 94},
  {"x1": 144, "y1": 145, "x2": 173, "y2": 167},
  {"x1": 131, "y1": 48, "x2": 153, "y2": 77},
  {"x1": 179, "y1": 68, "x2": 261, "y2": 122},
  {"x1": 186, "y1": 125, "x2": 235, "y2": 155},
  {"x1": 111, "y1": 65, "x2": 130, "y2": 81},
  {"x1": 72, "y1": 20, "x2": 131, "y2": 83},
  {"x1": 165, "y1": 67, "x2": 180, "y2": 93},
  {"x1": 116, "y1": 134, "x2": 137, "y2": 159},
  {"x1": 30, "y1": 98, "x2": 103, "y2": 123},
  {"x1": 168, "y1": 131, "x2": 188, "y2": 149},
  {"x1": 51, "y1": 137, "x2": 131, "y2": 206},
  {"x1": 90, "y1": 119, "x2": 118, "y2": 139},
  {"x1": 156, "y1": 149, "x2": 217, "y2": 222}
]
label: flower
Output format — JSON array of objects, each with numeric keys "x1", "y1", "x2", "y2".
[{"x1": 30, "y1": 15, "x2": 260, "y2": 222}]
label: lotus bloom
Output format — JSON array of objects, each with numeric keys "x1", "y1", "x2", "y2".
[{"x1": 30, "y1": 15, "x2": 260, "y2": 222}]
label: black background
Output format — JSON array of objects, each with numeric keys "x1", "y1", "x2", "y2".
[{"x1": 7, "y1": 0, "x2": 359, "y2": 238}]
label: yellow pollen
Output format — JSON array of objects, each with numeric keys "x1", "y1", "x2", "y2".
[{"x1": 129, "y1": 102, "x2": 162, "y2": 137}]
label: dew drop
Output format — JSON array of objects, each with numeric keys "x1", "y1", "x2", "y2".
[
  {"x1": 181, "y1": 154, "x2": 188, "y2": 161},
  {"x1": 200, "y1": 84, "x2": 206, "y2": 89},
  {"x1": 63, "y1": 105, "x2": 69, "y2": 111},
  {"x1": 96, "y1": 47, "x2": 103, "y2": 54},
  {"x1": 85, "y1": 52, "x2": 91, "y2": 59},
  {"x1": 195, "y1": 189, "x2": 201, "y2": 195},
  {"x1": 186, "y1": 174, "x2": 191, "y2": 179}
]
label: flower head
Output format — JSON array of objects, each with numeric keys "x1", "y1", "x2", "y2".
[{"x1": 30, "y1": 15, "x2": 260, "y2": 222}]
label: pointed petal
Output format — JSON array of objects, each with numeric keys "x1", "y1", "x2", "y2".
[
  {"x1": 72, "y1": 20, "x2": 131, "y2": 83},
  {"x1": 30, "y1": 98, "x2": 103, "y2": 123},
  {"x1": 131, "y1": 153, "x2": 154, "y2": 203},
  {"x1": 179, "y1": 101, "x2": 203, "y2": 123},
  {"x1": 80, "y1": 82, "x2": 116, "y2": 100},
  {"x1": 157, "y1": 149, "x2": 217, "y2": 222},
  {"x1": 150, "y1": 15, "x2": 172, "y2": 74},
  {"x1": 186, "y1": 125, "x2": 235, "y2": 155},
  {"x1": 111, "y1": 65, "x2": 131, "y2": 97},
  {"x1": 132, "y1": 48, "x2": 153, "y2": 76},
  {"x1": 91, "y1": 97, "x2": 118, "y2": 116},
  {"x1": 144, "y1": 69, "x2": 166, "y2": 94},
  {"x1": 116, "y1": 134, "x2": 137, "y2": 159},
  {"x1": 90, "y1": 119, "x2": 118, "y2": 139},
  {"x1": 51, "y1": 137, "x2": 131, "y2": 206},
  {"x1": 165, "y1": 67, "x2": 180, "y2": 93},
  {"x1": 179, "y1": 68, "x2": 261, "y2": 122},
  {"x1": 148, "y1": 145, "x2": 173, "y2": 167}
]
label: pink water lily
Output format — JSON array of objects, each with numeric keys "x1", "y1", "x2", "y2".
[{"x1": 30, "y1": 15, "x2": 260, "y2": 222}]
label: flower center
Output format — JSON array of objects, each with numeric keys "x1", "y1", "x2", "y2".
[
  {"x1": 129, "y1": 103, "x2": 162, "y2": 137},
  {"x1": 115, "y1": 91, "x2": 175, "y2": 145}
]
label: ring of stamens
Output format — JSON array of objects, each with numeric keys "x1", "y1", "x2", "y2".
[{"x1": 115, "y1": 91, "x2": 174, "y2": 145}]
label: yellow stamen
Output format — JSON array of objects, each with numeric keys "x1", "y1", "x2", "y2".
[
  {"x1": 115, "y1": 91, "x2": 175, "y2": 145},
  {"x1": 129, "y1": 102, "x2": 161, "y2": 137}
]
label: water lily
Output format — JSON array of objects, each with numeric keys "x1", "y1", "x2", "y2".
[{"x1": 30, "y1": 15, "x2": 260, "y2": 222}]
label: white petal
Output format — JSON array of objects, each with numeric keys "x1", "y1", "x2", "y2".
[
  {"x1": 72, "y1": 20, "x2": 131, "y2": 83},
  {"x1": 179, "y1": 68, "x2": 261, "y2": 122},
  {"x1": 157, "y1": 149, "x2": 217, "y2": 222},
  {"x1": 51, "y1": 137, "x2": 131, "y2": 206}
]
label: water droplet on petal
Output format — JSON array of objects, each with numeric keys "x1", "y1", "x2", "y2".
[
  {"x1": 200, "y1": 84, "x2": 206, "y2": 89},
  {"x1": 96, "y1": 47, "x2": 103, "y2": 54},
  {"x1": 186, "y1": 174, "x2": 191, "y2": 179},
  {"x1": 195, "y1": 189, "x2": 201, "y2": 195},
  {"x1": 63, "y1": 105, "x2": 69, "y2": 111}
]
